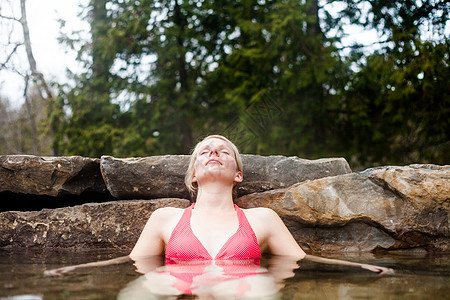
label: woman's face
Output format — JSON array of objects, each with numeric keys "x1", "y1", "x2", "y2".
[{"x1": 192, "y1": 138, "x2": 242, "y2": 186}]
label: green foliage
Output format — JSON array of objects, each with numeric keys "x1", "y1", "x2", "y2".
[
  {"x1": 50, "y1": 0, "x2": 449, "y2": 168},
  {"x1": 344, "y1": 38, "x2": 449, "y2": 167},
  {"x1": 337, "y1": 0, "x2": 449, "y2": 167}
]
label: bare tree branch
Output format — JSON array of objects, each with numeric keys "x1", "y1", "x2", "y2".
[
  {"x1": 0, "y1": 14, "x2": 20, "y2": 22},
  {"x1": 0, "y1": 42, "x2": 21, "y2": 69},
  {"x1": 335, "y1": 39, "x2": 391, "y2": 51}
]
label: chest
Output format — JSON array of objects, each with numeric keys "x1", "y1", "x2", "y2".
[
  {"x1": 190, "y1": 212, "x2": 239, "y2": 257},
  {"x1": 191, "y1": 212, "x2": 239, "y2": 240}
]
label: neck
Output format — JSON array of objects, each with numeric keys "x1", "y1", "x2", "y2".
[{"x1": 194, "y1": 183, "x2": 235, "y2": 211}]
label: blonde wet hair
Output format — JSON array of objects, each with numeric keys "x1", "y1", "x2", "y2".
[{"x1": 185, "y1": 135, "x2": 243, "y2": 195}]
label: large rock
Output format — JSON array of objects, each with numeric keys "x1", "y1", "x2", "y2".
[
  {"x1": 0, "y1": 165, "x2": 447, "y2": 252},
  {"x1": 0, "y1": 155, "x2": 107, "y2": 197},
  {"x1": 0, "y1": 198, "x2": 191, "y2": 248},
  {"x1": 100, "y1": 155, "x2": 192, "y2": 199},
  {"x1": 238, "y1": 155, "x2": 351, "y2": 196},
  {"x1": 100, "y1": 155, "x2": 351, "y2": 199},
  {"x1": 236, "y1": 164, "x2": 450, "y2": 252}
]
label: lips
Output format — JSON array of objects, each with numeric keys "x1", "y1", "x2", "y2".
[{"x1": 206, "y1": 159, "x2": 222, "y2": 165}]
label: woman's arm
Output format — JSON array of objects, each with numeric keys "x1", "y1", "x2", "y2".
[
  {"x1": 253, "y1": 208, "x2": 306, "y2": 260},
  {"x1": 43, "y1": 254, "x2": 168, "y2": 277},
  {"x1": 304, "y1": 255, "x2": 394, "y2": 275},
  {"x1": 44, "y1": 208, "x2": 169, "y2": 277},
  {"x1": 129, "y1": 208, "x2": 168, "y2": 259},
  {"x1": 44, "y1": 255, "x2": 131, "y2": 277},
  {"x1": 260, "y1": 208, "x2": 393, "y2": 275}
]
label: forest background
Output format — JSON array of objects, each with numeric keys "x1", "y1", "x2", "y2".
[{"x1": 0, "y1": 0, "x2": 448, "y2": 170}]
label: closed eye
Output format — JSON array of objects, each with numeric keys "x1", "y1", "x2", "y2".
[{"x1": 199, "y1": 150, "x2": 209, "y2": 155}]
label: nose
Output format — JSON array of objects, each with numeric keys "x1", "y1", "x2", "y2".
[{"x1": 209, "y1": 149, "x2": 219, "y2": 157}]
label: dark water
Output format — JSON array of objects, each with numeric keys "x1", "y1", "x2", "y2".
[{"x1": 0, "y1": 249, "x2": 448, "y2": 299}]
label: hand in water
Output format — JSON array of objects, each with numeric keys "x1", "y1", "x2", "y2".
[
  {"x1": 44, "y1": 266, "x2": 76, "y2": 277},
  {"x1": 43, "y1": 255, "x2": 131, "y2": 277},
  {"x1": 361, "y1": 264, "x2": 394, "y2": 275}
]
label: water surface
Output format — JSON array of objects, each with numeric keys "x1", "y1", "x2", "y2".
[{"x1": 0, "y1": 249, "x2": 448, "y2": 299}]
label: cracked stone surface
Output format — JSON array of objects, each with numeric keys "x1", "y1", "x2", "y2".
[
  {"x1": 0, "y1": 156, "x2": 448, "y2": 253},
  {"x1": 235, "y1": 165, "x2": 450, "y2": 252},
  {"x1": 0, "y1": 155, "x2": 107, "y2": 197},
  {"x1": 0, "y1": 199, "x2": 190, "y2": 249},
  {"x1": 100, "y1": 154, "x2": 351, "y2": 199}
]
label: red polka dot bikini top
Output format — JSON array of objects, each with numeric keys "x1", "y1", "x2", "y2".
[{"x1": 165, "y1": 203, "x2": 261, "y2": 261}]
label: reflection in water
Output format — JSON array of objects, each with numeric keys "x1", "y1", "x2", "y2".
[
  {"x1": 0, "y1": 249, "x2": 449, "y2": 299},
  {"x1": 120, "y1": 256, "x2": 298, "y2": 299}
]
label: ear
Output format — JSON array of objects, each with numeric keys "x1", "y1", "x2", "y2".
[
  {"x1": 234, "y1": 171, "x2": 243, "y2": 183},
  {"x1": 192, "y1": 176, "x2": 197, "y2": 183}
]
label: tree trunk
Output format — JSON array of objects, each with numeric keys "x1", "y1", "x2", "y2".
[
  {"x1": 23, "y1": 75, "x2": 38, "y2": 154},
  {"x1": 90, "y1": 0, "x2": 112, "y2": 95},
  {"x1": 20, "y1": 0, "x2": 56, "y2": 154},
  {"x1": 173, "y1": 0, "x2": 193, "y2": 153},
  {"x1": 174, "y1": 0, "x2": 188, "y2": 92},
  {"x1": 305, "y1": 0, "x2": 326, "y2": 151},
  {"x1": 306, "y1": 0, "x2": 322, "y2": 36},
  {"x1": 20, "y1": 0, "x2": 53, "y2": 99}
]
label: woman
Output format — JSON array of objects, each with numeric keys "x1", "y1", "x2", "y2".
[
  {"x1": 130, "y1": 135, "x2": 392, "y2": 273},
  {"x1": 45, "y1": 135, "x2": 393, "y2": 277},
  {"x1": 130, "y1": 135, "x2": 307, "y2": 261}
]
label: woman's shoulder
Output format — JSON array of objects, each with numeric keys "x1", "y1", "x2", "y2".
[
  {"x1": 240, "y1": 206, "x2": 279, "y2": 220},
  {"x1": 241, "y1": 206, "x2": 276, "y2": 214},
  {"x1": 150, "y1": 206, "x2": 186, "y2": 222},
  {"x1": 240, "y1": 206, "x2": 284, "y2": 242},
  {"x1": 153, "y1": 205, "x2": 186, "y2": 215}
]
